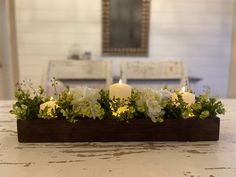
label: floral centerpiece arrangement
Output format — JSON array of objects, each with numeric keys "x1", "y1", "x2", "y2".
[{"x1": 10, "y1": 79, "x2": 225, "y2": 123}]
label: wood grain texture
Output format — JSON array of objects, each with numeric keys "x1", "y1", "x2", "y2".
[
  {"x1": 1, "y1": 100, "x2": 236, "y2": 177},
  {"x1": 17, "y1": 117, "x2": 220, "y2": 142}
]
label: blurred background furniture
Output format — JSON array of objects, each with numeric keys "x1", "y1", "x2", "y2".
[
  {"x1": 120, "y1": 60, "x2": 188, "y2": 89},
  {"x1": 45, "y1": 60, "x2": 112, "y2": 94}
]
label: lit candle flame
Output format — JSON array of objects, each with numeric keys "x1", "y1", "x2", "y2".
[
  {"x1": 181, "y1": 86, "x2": 186, "y2": 93},
  {"x1": 50, "y1": 97, "x2": 53, "y2": 101},
  {"x1": 119, "y1": 79, "x2": 122, "y2": 84}
]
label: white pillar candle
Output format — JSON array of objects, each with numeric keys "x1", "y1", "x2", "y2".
[
  {"x1": 109, "y1": 79, "x2": 131, "y2": 100},
  {"x1": 181, "y1": 86, "x2": 195, "y2": 106},
  {"x1": 109, "y1": 80, "x2": 131, "y2": 116}
]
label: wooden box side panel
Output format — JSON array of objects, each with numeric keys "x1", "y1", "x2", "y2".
[{"x1": 17, "y1": 118, "x2": 220, "y2": 142}]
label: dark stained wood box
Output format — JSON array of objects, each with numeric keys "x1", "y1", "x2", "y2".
[{"x1": 17, "y1": 117, "x2": 220, "y2": 142}]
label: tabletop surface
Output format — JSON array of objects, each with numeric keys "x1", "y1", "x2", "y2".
[{"x1": 0, "y1": 99, "x2": 236, "y2": 177}]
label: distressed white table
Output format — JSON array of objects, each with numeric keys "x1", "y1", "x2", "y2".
[{"x1": 0, "y1": 100, "x2": 236, "y2": 177}]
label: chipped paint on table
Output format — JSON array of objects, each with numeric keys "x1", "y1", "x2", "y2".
[{"x1": 0, "y1": 100, "x2": 236, "y2": 177}]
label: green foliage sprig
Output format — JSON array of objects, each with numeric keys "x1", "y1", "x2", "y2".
[
  {"x1": 10, "y1": 80, "x2": 47, "y2": 120},
  {"x1": 57, "y1": 87, "x2": 77, "y2": 123},
  {"x1": 10, "y1": 80, "x2": 225, "y2": 123}
]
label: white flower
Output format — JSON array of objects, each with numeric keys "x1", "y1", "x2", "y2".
[
  {"x1": 72, "y1": 87, "x2": 100, "y2": 103},
  {"x1": 171, "y1": 92, "x2": 178, "y2": 102},
  {"x1": 182, "y1": 92, "x2": 195, "y2": 106},
  {"x1": 135, "y1": 88, "x2": 164, "y2": 122},
  {"x1": 146, "y1": 99, "x2": 163, "y2": 123},
  {"x1": 159, "y1": 89, "x2": 172, "y2": 100},
  {"x1": 71, "y1": 87, "x2": 104, "y2": 119}
]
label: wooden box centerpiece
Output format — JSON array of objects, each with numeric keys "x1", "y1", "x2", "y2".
[
  {"x1": 17, "y1": 117, "x2": 220, "y2": 142},
  {"x1": 12, "y1": 80, "x2": 225, "y2": 142}
]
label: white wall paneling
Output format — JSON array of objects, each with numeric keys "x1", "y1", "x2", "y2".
[{"x1": 15, "y1": 0, "x2": 234, "y2": 97}]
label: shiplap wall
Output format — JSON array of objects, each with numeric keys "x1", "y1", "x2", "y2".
[{"x1": 15, "y1": 0, "x2": 234, "y2": 97}]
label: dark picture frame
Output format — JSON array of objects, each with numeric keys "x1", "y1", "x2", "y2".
[{"x1": 102, "y1": 0, "x2": 150, "y2": 56}]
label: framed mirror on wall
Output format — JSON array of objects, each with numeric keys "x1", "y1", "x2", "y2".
[{"x1": 102, "y1": 0, "x2": 150, "y2": 56}]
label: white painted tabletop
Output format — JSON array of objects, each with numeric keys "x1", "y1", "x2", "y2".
[{"x1": 0, "y1": 99, "x2": 236, "y2": 177}]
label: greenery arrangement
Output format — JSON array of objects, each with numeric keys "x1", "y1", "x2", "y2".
[{"x1": 10, "y1": 80, "x2": 225, "y2": 123}]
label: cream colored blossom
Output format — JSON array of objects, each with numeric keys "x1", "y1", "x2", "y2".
[
  {"x1": 39, "y1": 100, "x2": 58, "y2": 118},
  {"x1": 135, "y1": 88, "x2": 164, "y2": 122},
  {"x1": 160, "y1": 89, "x2": 172, "y2": 100},
  {"x1": 146, "y1": 99, "x2": 163, "y2": 123},
  {"x1": 182, "y1": 92, "x2": 195, "y2": 106},
  {"x1": 71, "y1": 87, "x2": 104, "y2": 119},
  {"x1": 171, "y1": 92, "x2": 178, "y2": 102}
]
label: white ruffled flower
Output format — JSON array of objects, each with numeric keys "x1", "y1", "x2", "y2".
[
  {"x1": 71, "y1": 87, "x2": 104, "y2": 119},
  {"x1": 182, "y1": 92, "x2": 195, "y2": 106},
  {"x1": 72, "y1": 87, "x2": 100, "y2": 103},
  {"x1": 159, "y1": 89, "x2": 172, "y2": 100},
  {"x1": 146, "y1": 99, "x2": 164, "y2": 122},
  {"x1": 135, "y1": 88, "x2": 164, "y2": 122}
]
